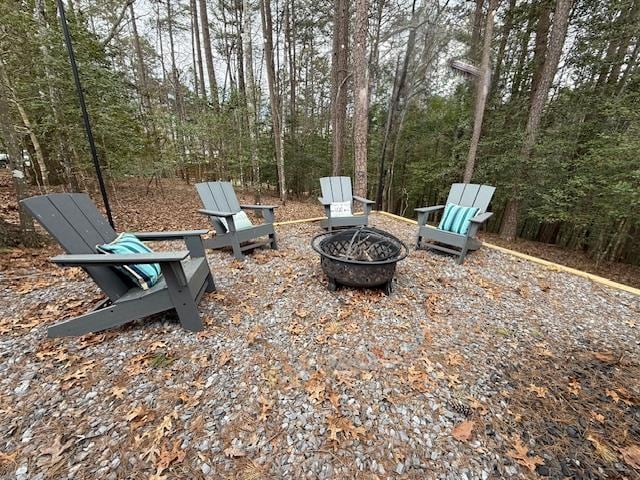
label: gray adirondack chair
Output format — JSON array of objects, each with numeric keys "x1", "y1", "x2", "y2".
[
  {"x1": 415, "y1": 183, "x2": 495, "y2": 264},
  {"x1": 195, "y1": 181, "x2": 278, "y2": 260},
  {"x1": 20, "y1": 193, "x2": 216, "y2": 338},
  {"x1": 318, "y1": 176, "x2": 374, "y2": 231}
]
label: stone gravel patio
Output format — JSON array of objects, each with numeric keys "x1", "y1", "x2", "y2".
[{"x1": 1, "y1": 213, "x2": 639, "y2": 479}]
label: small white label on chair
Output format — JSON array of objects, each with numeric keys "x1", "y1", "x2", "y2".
[{"x1": 330, "y1": 201, "x2": 352, "y2": 217}]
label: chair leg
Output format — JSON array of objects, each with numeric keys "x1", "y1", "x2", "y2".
[
  {"x1": 269, "y1": 232, "x2": 278, "y2": 250},
  {"x1": 457, "y1": 246, "x2": 468, "y2": 265},
  {"x1": 162, "y1": 264, "x2": 204, "y2": 332},
  {"x1": 230, "y1": 235, "x2": 245, "y2": 260},
  {"x1": 205, "y1": 272, "x2": 216, "y2": 292}
]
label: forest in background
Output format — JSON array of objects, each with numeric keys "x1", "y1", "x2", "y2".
[{"x1": 0, "y1": 0, "x2": 639, "y2": 265}]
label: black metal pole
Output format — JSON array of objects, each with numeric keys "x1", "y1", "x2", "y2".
[{"x1": 56, "y1": 0, "x2": 115, "y2": 228}]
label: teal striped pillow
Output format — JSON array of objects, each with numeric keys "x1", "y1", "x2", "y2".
[
  {"x1": 96, "y1": 233, "x2": 161, "y2": 290},
  {"x1": 438, "y1": 203, "x2": 479, "y2": 235}
]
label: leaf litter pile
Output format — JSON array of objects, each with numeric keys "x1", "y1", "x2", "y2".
[{"x1": 1, "y1": 180, "x2": 639, "y2": 479}]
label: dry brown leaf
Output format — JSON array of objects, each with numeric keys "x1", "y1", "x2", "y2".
[
  {"x1": 40, "y1": 435, "x2": 73, "y2": 466},
  {"x1": 305, "y1": 370, "x2": 326, "y2": 404},
  {"x1": 528, "y1": 383, "x2": 547, "y2": 398},
  {"x1": 247, "y1": 325, "x2": 263, "y2": 345},
  {"x1": 156, "y1": 440, "x2": 186, "y2": 475},
  {"x1": 110, "y1": 385, "x2": 126, "y2": 400},
  {"x1": 606, "y1": 389, "x2": 620, "y2": 402},
  {"x1": 452, "y1": 420, "x2": 475, "y2": 442},
  {"x1": 590, "y1": 411, "x2": 605, "y2": 423},
  {"x1": 593, "y1": 351, "x2": 616, "y2": 363},
  {"x1": 508, "y1": 436, "x2": 544, "y2": 472},
  {"x1": 567, "y1": 379, "x2": 581, "y2": 395},
  {"x1": 619, "y1": 444, "x2": 640, "y2": 469},
  {"x1": 0, "y1": 450, "x2": 17, "y2": 466},
  {"x1": 258, "y1": 395, "x2": 274, "y2": 422},
  {"x1": 218, "y1": 350, "x2": 232, "y2": 366}
]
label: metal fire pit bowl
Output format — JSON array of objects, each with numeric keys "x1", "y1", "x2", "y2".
[{"x1": 311, "y1": 226, "x2": 408, "y2": 295}]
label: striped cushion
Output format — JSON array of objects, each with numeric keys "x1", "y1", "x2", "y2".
[
  {"x1": 220, "y1": 210, "x2": 253, "y2": 232},
  {"x1": 438, "y1": 203, "x2": 479, "y2": 235},
  {"x1": 96, "y1": 233, "x2": 161, "y2": 290}
]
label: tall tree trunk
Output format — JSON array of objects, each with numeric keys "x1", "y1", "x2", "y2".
[
  {"x1": 0, "y1": 62, "x2": 37, "y2": 246},
  {"x1": 130, "y1": 2, "x2": 151, "y2": 113},
  {"x1": 167, "y1": 0, "x2": 188, "y2": 183},
  {"x1": 490, "y1": 0, "x2": 516, "y2": 99},
  {"x1": 368, "y1": 0, "x2": 386, "y2": 102},
  {"x1": 353, "y1": 0, "x2": 369, "y2": 198},
  {"x1": 199, "y1": 0, "x2": 220, "y2": 111},
  {"x1": 190, "y1": 0, "x2": 207, "y2": 98},
  {"x1": 375, "y1": 0, "x2": 417, "y2": 209},
  {"x1": 471, "y1": 0, "x2": 485, "y2": 62},
  {"x1": 500, "y1": 0, "x2": 573, "y2": 240},
  {"x1": 242, "y1": 0, "x2": 260, "y2": 201},
  {"x1": 330, "y1": 0, "x2": 349, "y2": 176},
  {"x1": 529, "y1": 0, "x2": 552, "y2": 103},
  {"x1": 464, "y1": 0, "x2": 498, "y2": 183},
  {"x1": 261, "y1": 0, "x2": 287, "y2": 202}
]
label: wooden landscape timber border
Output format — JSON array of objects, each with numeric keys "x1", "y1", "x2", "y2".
[{"x1": 275, "y1": 211, "x2": 640, "y2": 297}]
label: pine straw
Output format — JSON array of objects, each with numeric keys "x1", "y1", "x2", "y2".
[{"x1": 495, "y1": 347, "x2": 640, "y2": 478}]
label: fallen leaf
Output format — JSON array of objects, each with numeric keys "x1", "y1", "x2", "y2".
[
  {"x1": 218, "y1": 350, "x2": 232, "y2": 366},
  {"x1": 508, "y1": 436, "x2": 544, "y2": 472},
  {"x1": 593, "y1": 351, "x2": 616, "y2": 363},
  {"x1": 40, "y1": 435, "x2": 73, "y2": 466},
  {"x1": 156, "y1": 440, "x2": 186, "y2": 474},
  {"x1": 110, "y1": 386, "x2": 127, "y2": 400},
  {"x1": 452, "y1": 420, "x2": 475, "y2": 442},
  {"x1": 606, "y1": 389, "x2": 620, "y2": 403},
  {"x1": 528, "y1": 384, "x2": 547, "y2": 398},
  {"x1": 619, "y1": 444, "x2": 640, "y2": 469},
  {"x1": 590, "y1": 411, "x2": 605, "y2": 423},
  {"x1": 567, "y1": 379, "x2": 581, "y2": 395}
]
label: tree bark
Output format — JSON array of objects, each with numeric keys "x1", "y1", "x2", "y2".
[
  {"x1": 464, "y1": 0, "x2": 498, "y2": 183},
  {"x1": 0, "y1": 61, "x2": 37, "y2": 246},
  {"x1": 242, "y1": 0, "x2": 261, "y2": 202},
  {"x1": 500, "y1": 0, "x2": 573, "y2": 240},
  {"x1": 190, "y1": 0, "x2": 207, "y2": 98},
  {"x1": 330, "y1": 0, "x2": 349, "y2": 176},
  {"x1": 471, "y1": 0, "x2": 485, "y2": 63},
  {"x1": 490, "y1": 0, "x2": 516, "y2": 99},
  {"x1": 353, "y1": 0, "x2": 369, "y2": 198},
  {"x1": 261, "y1": 0, "x2": 287, "y2": 202},
  {"x1": 199, "y1": 0, "x2": 220, "y2": 111}
]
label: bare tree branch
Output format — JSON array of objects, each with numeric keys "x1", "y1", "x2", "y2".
[{"x1": 101, "y1": 0, "x2": 135, "y2": 48}]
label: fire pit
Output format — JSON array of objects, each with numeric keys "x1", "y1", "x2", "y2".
[{"x1": 311, "y1": 226, "x2": 408, "y2": 295}]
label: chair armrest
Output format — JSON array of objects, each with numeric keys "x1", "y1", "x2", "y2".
[
  {"x1": 240, "y1": 204, "x2": 278, "y2": 210},
  {"x1": 51, "y1": 251, "x2": 190, "y2": 266},
  {"x1": 353, "y1": 196, "x2": 374, "y2": 205},
  {"x1": 318, "y1": 197, "x2": 330, "y2": 206},
  {"x1": 131, "y1": 230, "x2": 208, "y2": 241},
  {"x1": 415, "y1": 205, "x2": 445, "y2": 213},
  {"x1": 197, "y1": 208, "x2": 234, "y2": 218},
  {"x1": 469, "y1": 212, "x2": 493, "y2": 224}
]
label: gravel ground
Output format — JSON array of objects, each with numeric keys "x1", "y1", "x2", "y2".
[{"x1": 0, "y1": 214, "x2": 638, "y2": 480}]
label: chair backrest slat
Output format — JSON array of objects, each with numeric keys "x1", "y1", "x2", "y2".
[
  {"x1": 446, "y1": 183, "x2": 495, "y2": 213},
  {"x1": 196, "y1": 182, "x2": 242, "y2": 232},
  {"x1": 21, "y1": 194, "x2": 129, "y2": 300},
  {"x1": 320, "y1": 176, "x2": 353, "y2": 203}
]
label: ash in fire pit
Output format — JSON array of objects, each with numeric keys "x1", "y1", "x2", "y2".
[{"x1": 311, "y1": 227, "x2": 408, "y2": 295}]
